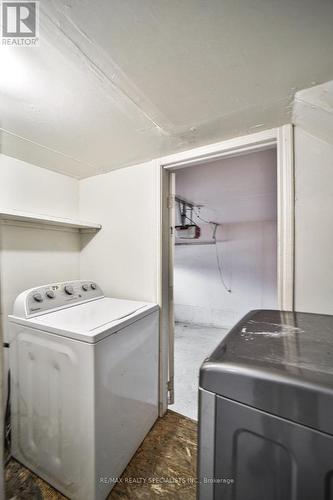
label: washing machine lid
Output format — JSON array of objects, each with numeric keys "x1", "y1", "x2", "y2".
[
  {"x1": 200, "y1": 309, "x2": 333, "y2": 435},
  {"x1": 9, "y1": 297, "x2": 158, "y2": 343}
]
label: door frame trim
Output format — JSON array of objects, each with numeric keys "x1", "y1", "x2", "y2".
[{"x1": 155, "y1": 125, "x2": 294, "y2": 415}]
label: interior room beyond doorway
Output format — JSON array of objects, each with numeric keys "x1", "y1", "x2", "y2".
[{"x1": 170, "y1": 147, "x2": 278, "y2": 419}]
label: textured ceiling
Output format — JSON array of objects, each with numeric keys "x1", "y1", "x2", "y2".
[{"x1": 1, "y1": 0, "x2": 333, "y2": 178}]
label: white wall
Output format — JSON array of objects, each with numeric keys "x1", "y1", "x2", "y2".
[
  {"x1": 0, "y1": 154, "x2": 81, "y2": 342},
  {"x1": 0, "y1": 154, "x2": 81, "y2": 326},
  {"x1": 2, "y1": 129, "x2": 332, "y2": 325},
  {"x1": 0, "y1": 225, "x2": 81, "y2": 340},
  {"x1": 79, "y1": 161, "x2": 159, "y2": 303},
  {"x1": 0, "y1": 154, "x2": 81, "y2": 471},
  {"x1": 294, "y1": 128, "x2": 333, "y2": 314},
  {"x1": 175, "y1": 222, "x2": 277, "y2": 327},
  {"x1": 0, "y1": 154, "x2": 81, "y2": 484},
  {"x1": 0, "y1": 154, "x2": 79, "y2": 218},
  {"x1": 0, "y1": 153, "x2": 81, "y2": 362},
  {"x1": 174, "y1": 150, "x2": 278, "y2": 327}
]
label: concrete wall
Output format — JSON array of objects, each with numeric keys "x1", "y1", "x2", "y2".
[
  {"x1": 175, "y1": 222, "x2": 277, "y2": 327},
  {"x1": 174, "y1": 150, "x2": 278, "y2": 327},
  {"x1": 79, "y1": 161, "x2": 159, "y2": 303},
  {"x1": 294, "y1": 128, "x2": 333, "y2": 314}
]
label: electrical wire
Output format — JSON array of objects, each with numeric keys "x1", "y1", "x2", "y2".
[
  {"x1": 184, "y1": 214, "x2": 198, "y2": 226},
  {"x1": 194, "y1": 209, "x2": 232, "y2": 294},
  {"x1": 194, "y1": 211, "x2": 211, "y2": 224},
  {"x1": 177, "y1": 202, "x2": 232, "y2": 293},
  {"x1": 211, "y1": 223, "x2": 232, "y2": 293}
]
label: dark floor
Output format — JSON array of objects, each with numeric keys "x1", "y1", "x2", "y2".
[{"x1": 5, "y1": 411, "x2": 197, "y2": 499}]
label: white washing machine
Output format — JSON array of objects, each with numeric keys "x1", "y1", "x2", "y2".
[{"x1": 8, "y1": 280, "x2": 159, "y2": 500}]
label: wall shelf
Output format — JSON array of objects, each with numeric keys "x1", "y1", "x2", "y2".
[{"x1": 0, "y1": 208, "x2": 102, "y2": 232}]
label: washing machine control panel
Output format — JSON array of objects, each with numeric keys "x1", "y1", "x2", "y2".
[{"x1": 25, "y1": 280, "x2": 104, "y2": 316}]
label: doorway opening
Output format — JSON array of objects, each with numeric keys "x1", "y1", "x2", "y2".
[
  {"x1": 169, "y1": 147, "x2": 278, "y2": 419},
  {"x1": 158, "y1": 126, "x2": 294, "y2": 417}
]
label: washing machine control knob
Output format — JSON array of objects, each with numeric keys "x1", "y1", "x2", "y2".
[
  {"x1": 46, "y1": 290, "x2": 55, "y2": 299},
  {"x1": 33, "y1": 292, "x2": 43, "y2": 302},
  {"x1": 82, "y1": 284, "x2": 89, "y2": 291},
  {"x1": 64, "y1": 285, "x2": 74, "y2": 295},
  {"x1": 90, "y1": 283, "x2": 96, "y2": 290}
]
